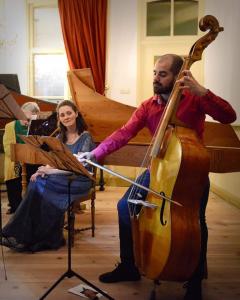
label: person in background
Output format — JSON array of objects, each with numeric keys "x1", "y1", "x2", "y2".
[
  {"x1": 3, "y1": 102, "x2": 40, "y2": 214},
  {"x1": 1, "y1": 100, "x2": 95, "y2": 252},
  {"x1": 78, "y1": 54, "x2": 236, "y2": 300}
]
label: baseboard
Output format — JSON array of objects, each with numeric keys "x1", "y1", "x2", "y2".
[{"x1": 210, "y1": 183, "x2": 240, "y2": 209}]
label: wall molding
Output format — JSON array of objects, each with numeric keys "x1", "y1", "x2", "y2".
[{"x1": 210, "y1": 182, "x2": 240, "y2": 209}]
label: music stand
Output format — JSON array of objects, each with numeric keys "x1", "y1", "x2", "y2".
[
  {"x1": 0, "y1": 84, "x2": 28, "y2": 279},
  {"x1": 18, "y1": 135, "x2": 114, "y2": 300}
]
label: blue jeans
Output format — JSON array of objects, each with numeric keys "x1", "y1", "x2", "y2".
[{"x1": 117, "y1": 169, "x2": 209, "y2": 280}]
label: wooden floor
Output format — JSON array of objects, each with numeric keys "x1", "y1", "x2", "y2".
[{"x1": 0, "y1": 186, "x2": 240, "y2": 300}]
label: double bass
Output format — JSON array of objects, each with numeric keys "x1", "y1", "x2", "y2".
[{"x1": 131, "y1": 15, "x2": 224, "y2": 282}]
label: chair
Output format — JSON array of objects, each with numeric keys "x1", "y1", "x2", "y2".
[{"x1": 69, "y1": 167, "x2": 97, "y2": 246}]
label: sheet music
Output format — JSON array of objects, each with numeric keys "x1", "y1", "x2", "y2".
[{"x1": 18, "y1": 135, "x2": 94, "y2": 180}]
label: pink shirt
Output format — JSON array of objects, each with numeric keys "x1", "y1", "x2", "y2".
[{"x1": 93, "y1": 90, "x2": 236, "y2": 161}]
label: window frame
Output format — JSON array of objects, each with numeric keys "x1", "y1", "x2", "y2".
[
  {"x1": 143, "y1": 0, "x2": 203, "y2": 40},
  {"x1": 28, "y1": 0, "x2": 68, "y2": 101}
]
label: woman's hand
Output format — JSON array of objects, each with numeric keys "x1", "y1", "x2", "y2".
[
  {"x1": 30, "y1": 171, "x2": 41, "y2": 182},
  {"x1": 30, "y1": 172, "x2": 38, "y2": 182},
  {"x1": 177, "y1": 70, "x2": 208, "y2": 96},
  {"x1": 30, "y1": 165, "x2": 72, "y2": 181},
  {"x1": 30, "y1": 165, "x2": 54, "y2": 181},
  {"x1": 37, "y1": 165, "x2": 54, "y2": 175}
]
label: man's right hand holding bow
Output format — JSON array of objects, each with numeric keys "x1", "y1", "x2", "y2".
[{"x1": 75, "y1": 151, "x2": 96, "y2": 165}]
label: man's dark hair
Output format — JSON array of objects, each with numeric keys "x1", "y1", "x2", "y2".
[{"x1": 159, "y1": 54, "x2": 184, "y2": 76}]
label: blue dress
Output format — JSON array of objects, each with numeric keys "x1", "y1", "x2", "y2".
[{"x1": 2, "y1": 131, "x2": 95, "y2": 252}]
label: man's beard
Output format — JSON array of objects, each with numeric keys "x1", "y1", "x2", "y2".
[{"x1": 153, "y1": 81, "x2": 174, "y2": 95}]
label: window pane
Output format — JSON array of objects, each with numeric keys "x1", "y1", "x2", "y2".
[
  {"x1": 174, "y1": 0, "x2": 198, "y2": 35},
  {"x1": 147, "y1": 0, "x2": 171, "y2": 36},
  {"x1": 33, "y1": 7, "x2": 64, "y2": 48},
  {"x1": 34, "y1": 54, "x2": 66, "y2": 97}
]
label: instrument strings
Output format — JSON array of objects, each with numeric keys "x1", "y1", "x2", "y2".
[{"x1": 127, "y1": 107, "x2": 168, "y2": 215}]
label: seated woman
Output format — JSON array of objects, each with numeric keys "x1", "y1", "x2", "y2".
[{"x1": 1, "y1": 100, "x2": 95, "y2": 252}]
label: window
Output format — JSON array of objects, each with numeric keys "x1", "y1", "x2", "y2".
[
  {"x1": 146, "y1": 0, "x2": 199, "y2": 36},
  {"x1": 137, "y1": 0, "x2": 204, "y2": 104},
  {"x1": 34, "y1": 54, "x2": 65, "y2": 97},
  {"x1": 29, "y1": 1, "x2": 68, "y2": 101}
]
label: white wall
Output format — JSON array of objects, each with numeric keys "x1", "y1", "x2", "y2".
[
  {"x1": 105, "y1": 0, "x2": 138, "y2": 106},
  {"x1": 204, "y1": 0, "x2": 240, "y2": 124},
  {"x1": 0, "y1": 0, "x2": 28, "y2": 93},
  {"x1": 203, "y1": 0, "x2": 240, "y2": 207}
]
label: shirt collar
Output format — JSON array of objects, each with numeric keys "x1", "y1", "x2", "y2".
[
  {"x1": 153, "y1": 93, "x2": 185, "y2": 104},
  {"x1": 152, "y1": 94, "x2": 167, "y2": 105},
  {"x1": 152, "y1": 94, "x2": 161, "y2": 103}
]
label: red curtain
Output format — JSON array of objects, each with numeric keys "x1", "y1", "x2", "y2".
[{"x1": 58, "y1": 0, "x2": 107, "y2": 94}]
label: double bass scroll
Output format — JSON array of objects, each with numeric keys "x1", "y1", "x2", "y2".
[{"x1": 152, "y1": 15, "x2": 224, "y2": 158}]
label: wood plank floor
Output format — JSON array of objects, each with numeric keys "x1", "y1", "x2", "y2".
[{"x1": 0, "y1": 186, "x2": 240, "y2": 300}]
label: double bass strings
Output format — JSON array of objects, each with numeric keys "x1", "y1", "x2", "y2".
[
  {"x1": 127, "y1": 103, "x2": 170, "y2": 216},
  {"x1": 127, "y1": 139, "x2": 152, "y2": 216}
]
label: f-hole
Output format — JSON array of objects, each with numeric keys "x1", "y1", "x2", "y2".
[{"x1": 160, "y1": 191, "x2": 167, "y2": 226}]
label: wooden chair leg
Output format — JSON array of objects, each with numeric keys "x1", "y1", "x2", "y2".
[
  {"x1": 21, "y1": 163, "x2": 27, "y2": 195},
  {"x1": 70, "y1": 169, "x2": 97, "y2": 244}
]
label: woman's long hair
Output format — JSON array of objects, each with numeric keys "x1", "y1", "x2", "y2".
[{"x1": 56, "y1": 100, "x2": 88, "y2": 143}]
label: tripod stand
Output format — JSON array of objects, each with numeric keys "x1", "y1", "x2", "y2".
[{"x1": 39, "y1": 174, "x2": 114, "y2": 300}]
